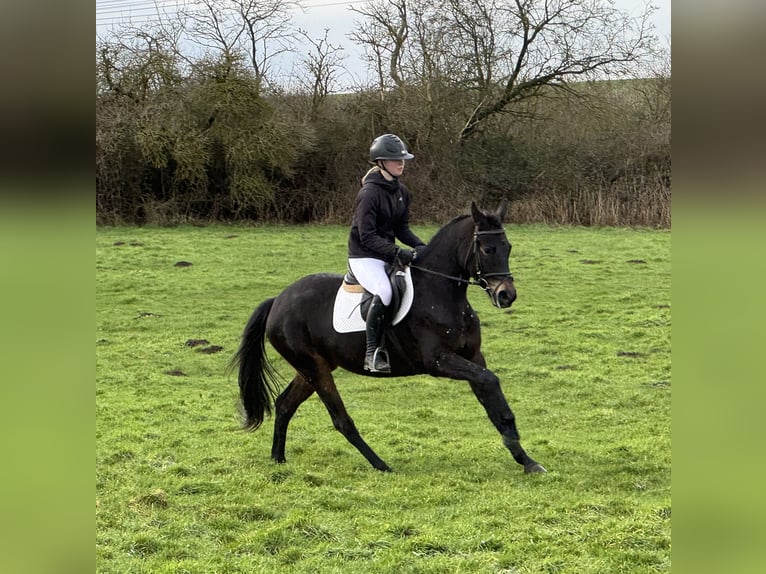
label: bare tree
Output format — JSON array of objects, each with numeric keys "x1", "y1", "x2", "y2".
[
  {"x1": 351, "y1": 0, "x2": 659, "y2": 141},
  {"x1": 181, "y1": 0, "x2": 298, "y2": 91},
  {"x1": 458, "y1": 0, "x2": 658, "y2": 140},
  {"x1": 350, "y1": 0, "x2": 409, "y2": 94},
  {"x1": 97, "y1": 24, "x2": 186, "y2": 102},
  {"x1": 296, "y1": 28, "x2": 347, "y2": 119}
]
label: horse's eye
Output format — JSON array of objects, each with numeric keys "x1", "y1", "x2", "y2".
[{"x1": 482, "y1": 245, "x2": 496, "y2": 255}]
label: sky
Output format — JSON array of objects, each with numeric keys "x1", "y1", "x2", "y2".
[
  {"x1": 293, "y1": 0, "x2": 670, "y2": 86},
  {"x1": 96, "y1": 0, "x2": 671, "y2": 88}
]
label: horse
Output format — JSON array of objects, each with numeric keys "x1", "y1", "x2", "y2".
[{"x1": 231, "y1": 200, "x2": 546, "y2": 474}]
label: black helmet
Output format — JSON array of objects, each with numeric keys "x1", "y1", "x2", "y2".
[{"x1": 369, "y1": 134, "x2": 414, "y2": 162}]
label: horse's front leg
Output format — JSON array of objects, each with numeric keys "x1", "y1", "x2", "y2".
[{"x1": 429, "y1": 352, "x2": 546, "y2": 473}]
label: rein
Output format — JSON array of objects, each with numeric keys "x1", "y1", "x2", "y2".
[
  {"x1": 409, "y1": 264, "x2": 477, "y2": 286},
  {"x1": 410, "y1": 228, "x2": 513, "y2": 292}
]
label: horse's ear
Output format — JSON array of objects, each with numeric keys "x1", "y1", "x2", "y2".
[
  {"x1": 497, "y1": 199, "x2": 508, "y2": 222},
  {"x1": 470, "y1": 201, "x2": 484, "y2": 224}
]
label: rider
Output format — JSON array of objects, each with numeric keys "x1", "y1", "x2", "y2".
[{"x1": 347, "y1": 133, "x2": 426, "y2": 373}]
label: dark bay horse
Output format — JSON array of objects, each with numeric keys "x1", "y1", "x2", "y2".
[{"x1": 231, "y1": 200, "x2": 546, "y2": 473}]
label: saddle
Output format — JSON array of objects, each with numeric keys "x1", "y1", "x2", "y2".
[
  {"x1": 343, "y1": 263, "x2": 407, "y2": 321},
  {"x1": 332, "y1": 264, "x2": 413, "y2": 334}
]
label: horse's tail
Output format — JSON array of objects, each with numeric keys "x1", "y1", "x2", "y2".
[{"x1": 229, "y1": 298, "x2": 281, "y2": 431}]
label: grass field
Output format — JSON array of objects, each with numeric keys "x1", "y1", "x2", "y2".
[{"x1": 96, "y1": 222, "x2": 670, "y2": 573}]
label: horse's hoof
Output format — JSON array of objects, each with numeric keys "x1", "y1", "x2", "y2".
[{"x1": 524, "y1": 462, "x2": 547, "y2": 474}]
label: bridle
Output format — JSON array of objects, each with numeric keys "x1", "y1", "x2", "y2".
[
  {"x1": 470, "y1": 228, "x2": 514, "y2": 291},
  {"x1": 410, "y1": 227, "x2": 514, "y2": 296}
]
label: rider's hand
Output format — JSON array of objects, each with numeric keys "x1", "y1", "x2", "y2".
[{"x1": 396, "y1": 248, "x2": 415, "y2": 265}]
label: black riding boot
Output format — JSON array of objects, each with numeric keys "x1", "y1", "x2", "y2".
[{"x1": 364, "y1": 295, "x2": 391, "y2": 373}]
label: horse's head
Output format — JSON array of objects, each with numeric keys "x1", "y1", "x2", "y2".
[{"x1": 470, "y1": 199, "x2": 517, "y2": 308}]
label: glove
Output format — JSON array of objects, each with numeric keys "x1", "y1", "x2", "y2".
[
  {"x1": 413, "y1": 244, "x2": 426, "y2": 261},
  {"x1": 396, "y1": 247, "x2": 415, "y2": 265}
]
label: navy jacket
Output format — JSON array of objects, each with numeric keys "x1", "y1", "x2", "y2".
[{"x1": 347, "y1": 168, "x2": 425, "y2": 263}]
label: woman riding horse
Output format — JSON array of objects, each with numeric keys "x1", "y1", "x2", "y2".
[
  {"x1": 347, "y1": 134, "x2": 426, "y2": 373},
  {"x1": 231, "y1": 199, "x2": 546, "y2": 474}
]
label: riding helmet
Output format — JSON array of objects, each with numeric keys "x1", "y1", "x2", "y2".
[{"x1": 369, "y1": 134, "x2": 414, "y2": 162}]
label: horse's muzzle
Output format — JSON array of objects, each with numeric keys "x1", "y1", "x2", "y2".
[{"x1": 490, "y1": 279, "x2": 517, "y2": 308}]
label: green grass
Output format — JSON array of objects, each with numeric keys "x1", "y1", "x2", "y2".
[{"x1": 97, "y1": 223, "x2": 670, "y2": 573}]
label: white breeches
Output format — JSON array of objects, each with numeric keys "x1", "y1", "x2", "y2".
[{"x1": 348, "y1": 258, "x2": 392, "y2": 306}]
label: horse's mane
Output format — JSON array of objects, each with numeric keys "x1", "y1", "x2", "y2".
[
  {"x1": 427, "y1": 209, "x2": 503, "y2": 247},
  {"x1": 427, "y1": 214, "x2": 472, "y2": 246}
]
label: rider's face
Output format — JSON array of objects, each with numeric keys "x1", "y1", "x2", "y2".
[{"x1": 381, "y1": 159, "x2": 406, "y2": 177}]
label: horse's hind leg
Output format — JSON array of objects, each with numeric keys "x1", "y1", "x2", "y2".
[
  {"x1": 309, "y1": 363, "x2": 392, "y2": 472},
  {"x1": 271, "y1": 374, "x2": 315, "y2": 464}
]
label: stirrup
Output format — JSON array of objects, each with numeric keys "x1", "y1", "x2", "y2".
[{"x1": 364, "y1": 348, "x2": 391, "y2": 373}]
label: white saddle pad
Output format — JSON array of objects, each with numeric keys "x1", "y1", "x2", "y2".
[{"x1": 332, "y1": 266, "x2": 414, "y2": 333}]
